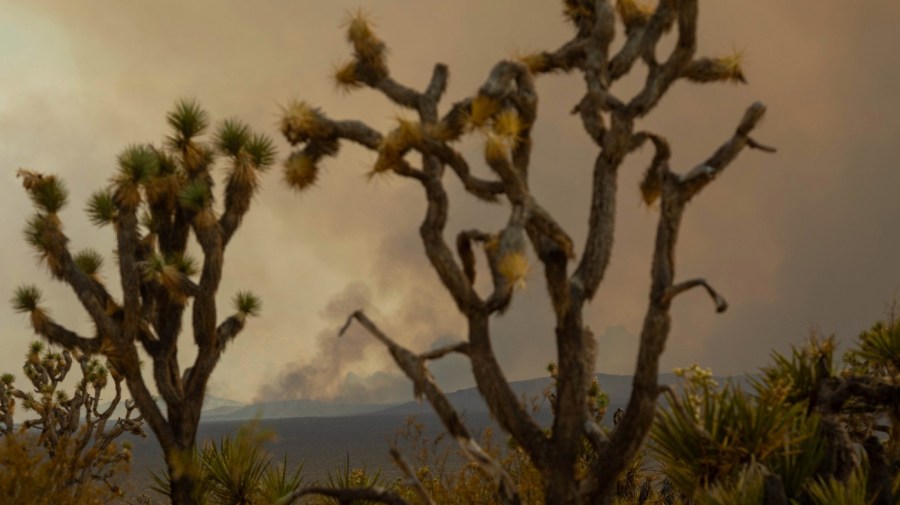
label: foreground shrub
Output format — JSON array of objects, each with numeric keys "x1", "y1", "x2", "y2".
[
  {"x1": 0, "y1": 431, "x2": 120, "y2": 505},
  {"x1": 152, "y1": 421, "x2": 302, "y2": 505}
]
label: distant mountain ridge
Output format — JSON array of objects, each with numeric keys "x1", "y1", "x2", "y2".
[
  {"x1": 196, "y1": 372, "x2": 752, "y2": 423},
  {"x1": 370, "y1": 373, "x2": 678, "y2": 420},
  {"x1": 202, "y1": 399, "x2": 396, "y2": 422}
]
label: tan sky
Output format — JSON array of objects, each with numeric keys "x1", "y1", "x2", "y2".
[{"x1": 1, "y1": 1, "x2": 899, "y2": 404}]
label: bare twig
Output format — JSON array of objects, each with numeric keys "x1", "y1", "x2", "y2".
[{"x1": 390, "y1": 446, "x2": 437, "y2": 505}]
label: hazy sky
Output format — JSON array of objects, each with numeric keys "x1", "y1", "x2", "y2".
[{"x1": 1, "y1": 1, "x2": 898, "y2": 405}]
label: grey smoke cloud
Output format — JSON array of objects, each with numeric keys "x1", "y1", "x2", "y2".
[
  {"x1": 1, "y1": 1, "x2": 899, "y2": 404},
  {"x1": 256, "y1": 282, "x2": 384, "y2": 402}
]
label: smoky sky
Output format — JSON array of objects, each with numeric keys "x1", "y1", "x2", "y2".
[{"x1": 0, "y1": 1, "x2": 899, "y2": 404}]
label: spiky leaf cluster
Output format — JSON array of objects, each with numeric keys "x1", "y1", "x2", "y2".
[
  {"x1": 343, "y1": 10, "x2": 387, "y2": 82},
  {"x1": 86, "y1": 189, "x2": 117, "y2": 226},
  {"x1": 12, "y1": 285, "x2": 42, "y2": 314},
  {"x1": 116, "y1": 144, "x2": 160, "y2": 185},
  {"x1": 685, "y1": 51, "x2": 748, "y2": 85},
  {"x1": 280, "y1": 101, "x2": 333, "y2": 145},
  {"x1": 246, "y1": 133, "x2": 276, "y2": 169},
  {"x1": 172, "y1": 254, "x2": 199, "y2": 277},
  {"x1": 850, "y1": 319, "x2": 900, "y2": 372},
  {"x1": 233, "y1": 291, "x2": 262, "y2": 318},
  {"x1": 167, "y1": 98, "x2": 209, "y2": 149},
  {"x1": 74, "y1": 249, "x2": 104, "y2": 277},
  {"x1": 26, "y1": 174, "x2": 69, "y2": 214},
  {"x1": 283, "y1": 152, "x2": 320, "y2": 191},
  {"x1": 215, "y1": 119, "x2": 252, "y2": 158},
  {"x1": 179, "y1": 180, "x2": 212, "y2": 210},
  {"x1": 651, "y1": 375, "x2": 824, "y2": 501},
  {"x1": 757, "y1": 336, "x2": 834, "y2": 404},
  {"x1": 23, "y1": 213, "x2": 55, "y2": 256},
  {"x1": 332, "y1": 58, "x2": 363, "y2": 92}
]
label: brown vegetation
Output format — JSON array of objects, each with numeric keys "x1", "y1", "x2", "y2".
[{"x1": 0, "y1": 340, "x2": 144, "y2": 500}]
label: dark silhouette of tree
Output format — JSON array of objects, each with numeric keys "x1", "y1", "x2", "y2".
[
  {"x1": 13, "y1": 100, "x2": 273, "y2": 504},
  {"x1": 278, "y1": 1, "x2": 773, "y2": 503}
]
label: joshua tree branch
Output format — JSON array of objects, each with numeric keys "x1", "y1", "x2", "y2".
[
  {"x1": 30, "y1": 318, "x2": 102, "y2": 355},
  {"x1": 115, "y1": 208, "x2": 142, "y2": 343},
  {"x1": 582, "y1": 101, "x2": 770, "y2": 501},
  {"x1": 608, "y1": 0, "x2": 678, "y2": 80},
  {"x1": 341, "y1": 311, "x2": 522, "y2": 505},
  {"x1": 419, "y1": 342, "x2": 470, "y2": 361},
  {"x1": 680, "y1": 102, "x2": 770, "y2": 200},
  {"x1": 664, "y1": 278, "x2": 728, "y2": 313},
  {"x1": 626, "y1": 0, "x2": 698, "y2": 118},
  {"x1": 390, "y1": 447, "x2": 437, "y2": 505}
]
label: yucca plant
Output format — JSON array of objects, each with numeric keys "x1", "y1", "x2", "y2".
[
  {"x1": 806, "y1": 466, "x2": 869, "y2": 505},
  {"x1": 202, "y1": 425, "x2": 273, "y2": 505},
  {"x1": 695, "y1": 463, "x2": 767, "y2": 505},
  {"x1": 319, "y1": 453, "x2": 387, "y2": 505},
  {"x1": 851, "y1": 319, "x2": 900, "y2": 373},
  {"x1": 152, "y1": 421, "x2": 303, "y2": 505},
  {"x1": 764, "y1": 414, "x2": 828, "y2": 499},
  {"x1": 757, "y1": 334, "x2": 836, "y2": 405},
  {"x1": 651, "y1": 369, "x2": 813, "y2": 500},
  {"x1": 259, "y1": 456, "x2": 304, "y2": 505}
]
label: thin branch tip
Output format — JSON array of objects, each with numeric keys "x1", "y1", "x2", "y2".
[{"x1": 338, "y1": 310, "x2": 363, "y2": 336}]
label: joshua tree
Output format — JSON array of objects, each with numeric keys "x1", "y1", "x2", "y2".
[
  {"x1": 13, "y1": 100, "x2": 273, "y2": 504},
  {"x1": 0, "y1": 340, "x2": 144, "y2": 496},
  {"x1": 278, "y1": 1, "x2": 773, "y2": 503}
]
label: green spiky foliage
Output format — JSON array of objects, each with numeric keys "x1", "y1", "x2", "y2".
[
  {"x1": 178, "y1": 179, "x2": 212, "y2": 210},
  {"x1": 24, "y1": 174, "x2": 68, "y2": 214},
  {"x1": 246, "y1": 133, "x2": 276, "y2": 170},
  {"x1": 172, "y1": 254, "x2": 199, "y2": 277},
  {"x1": 322, "y1": 454, "x2": 386, "y2": 505},
  {"x1": 201, "y1": 422, "x2": 273, "y2": 505},
  {"x1": 651, "y1": 368, "x2": 822, "y2": 501},
  {"x1": 695, "y1": 464, "x2": 767, "y2": 505},
  {"x1": 11, "y1": 285, "x2": 42, "y2": 314},
  {"x1": 261, "y1": 456, "x2": 304, "y2": 505},
  {"x1": 13, "y1": 98, "x2": 275, "y2": 505},
  {"x1": 167, "y1": 98, "x2": 210, "y2": 150},
  {"x1": 806, "y1": 467, "x2": 869, "y2": 505},
  {"x1": 758, "y1": 335, "x2": 835, "y2": 404},
  {"x1": 74, "y1": 249, "x2": 104, "y2": 277},
  {"x1": 203, "y1": 441, "x2": 269, "y2": 503},
  {"x1": 649, "y1": 316, "x2": 900, "y2": 504},
  {"x1": 215, "y1": 118, "x2": 251, "y2": 157},
  {"x1": 151, "y1": 421, "x2": 303, "y2": 505},
  {"x1": 117, "y1": 144, "x2": 160, "y2": 184},
  {"x1": 233, "y1": 291, "x2": 262, "y2": 318},
  {"x1": 86, "y1": 189, "x2": 117, "y2": 226},
  {"x1": 851, "y1": 319, "x2": 900, "y2": 372}
]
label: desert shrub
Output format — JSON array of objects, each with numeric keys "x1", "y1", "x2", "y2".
[
  {"x1": 0, "y1": 341, "x2": 144, "y2": 501},
  {"x1": 652, "y1": 315, "x2": 900, "y2": 504},
  {"x1": 0, "y1": 430, "x2": 121, "y2": 505}
]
